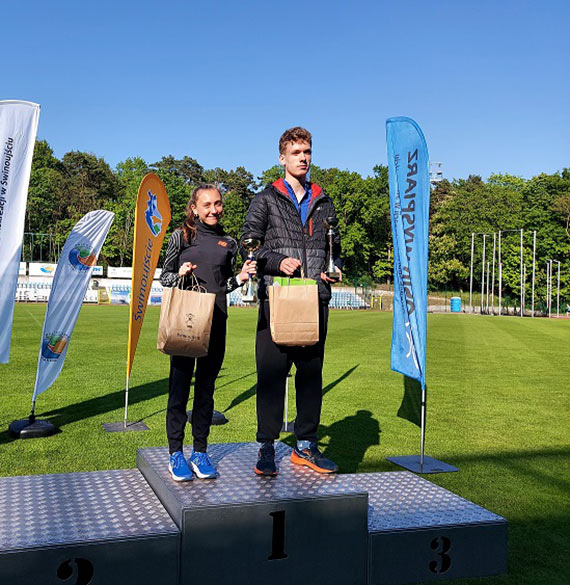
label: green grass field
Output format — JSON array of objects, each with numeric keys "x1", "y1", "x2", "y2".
[{"x1": 1, "y1": 305, "x2": 569, "y2": 585}]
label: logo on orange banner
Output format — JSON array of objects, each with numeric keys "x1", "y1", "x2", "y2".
[
  {"x1": 127, "y1": 173, "x2": 171, "y2": 376},
  {"x1": 145, "y1": 190, "x2": 163, "y2": 237}
]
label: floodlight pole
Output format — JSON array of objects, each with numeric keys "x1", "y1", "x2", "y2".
[
  {"x1": 549, "y1": 261, "x2": 552, "y2": 318},
  {"x1": 481, "y1": 234, "x2": 486, "y2": 314},
  {"x1": 557, "y1": 261, "x2": 561, "y2": 317},
  {"x1": 530, "y1": 230, "x2": 536, "y2": 317},
  {"x1": 469, "y1": 233, "x2": 474, "y2": 312},
  {"x1": 498, "y1": 231, "x2": 502, "y2": 316},
  {"x1": 486, "y1": 262, "x2": 490, "y2": 311},
  {"x1": 553, "y1": 260, "x2": 561, "y2": 317},
  {"x1": 520, "y1": 229, "x2": 524, "y2": 317},
  {"x1": 547, "y1": 261, "x2": 552, "y2": 318},
  {"x1": 491, "y1": 233, "x2": 497, "y2": 315}
]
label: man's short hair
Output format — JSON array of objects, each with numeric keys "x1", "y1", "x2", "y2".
[{"x1": 279, "y1": 127, "x2": 312, "y2": 154}]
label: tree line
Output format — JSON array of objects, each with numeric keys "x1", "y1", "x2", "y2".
[{"x1": 26, "y1": 140, "x2": 570, "y2": 301}]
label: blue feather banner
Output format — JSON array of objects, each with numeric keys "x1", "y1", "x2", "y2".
[{"x1": 386, "y1": 117, "x2": 430, "y2": 391}]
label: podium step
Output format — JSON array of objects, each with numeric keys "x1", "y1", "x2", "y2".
[
  {"x1": 342, "y1": 472, "x2": 508, "y2": 584},
  {"x1": 137, "y1": 442, "x2": 369, "y2": 585},
  {"x1": 0, "y1": 469, "x2": 179, "y2": 585},
  {"x1": 0, "y1": 443, "x2": 507, "y2": 585},
  {"x1": 138, "y1": 442, "x2": 507, "y2": 585}
]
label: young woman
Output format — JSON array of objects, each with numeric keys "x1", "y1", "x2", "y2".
[{"x1": 160, "y1": 184, "x2": 255, "y2": 481}]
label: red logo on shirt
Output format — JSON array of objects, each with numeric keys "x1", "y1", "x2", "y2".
[{"x1": 217, "y1": 240, "x2": 228, "y2": 247}]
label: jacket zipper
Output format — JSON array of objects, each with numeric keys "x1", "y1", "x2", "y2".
[{"x1": 275, "y1": 188, "x2": 320, "y2": 277}]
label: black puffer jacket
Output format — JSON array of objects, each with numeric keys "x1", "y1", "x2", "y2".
[{"x1": 241, "y1": 179, "x2": 342, "y2": 302}]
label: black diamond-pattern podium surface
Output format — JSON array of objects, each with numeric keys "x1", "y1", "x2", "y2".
[
  {"x1": 0, "y1": 469, "x2": 179, "y2": 585},
  {"x1": 137, "y1": 442, "x2": 369, "y2": 585}
]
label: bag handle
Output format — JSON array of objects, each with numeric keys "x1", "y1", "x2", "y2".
[{"x1": 179, "y1": 273, "x2": 208, "y2": 293}]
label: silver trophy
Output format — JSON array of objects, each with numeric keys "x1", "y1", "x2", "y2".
[
  {"x1": 241, "y1": 237, "x2": 260, "y2": 302},
  {"x1": 324, "y1": 217, "x2": 341, "y2": 281}
]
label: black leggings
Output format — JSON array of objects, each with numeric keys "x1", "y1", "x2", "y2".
[
  {"x1": 255, "y1": 300, "x2": 329, "y2": 443},
  {"x1": 166, "y1": 307, "x2": 226, "y2": 454}
]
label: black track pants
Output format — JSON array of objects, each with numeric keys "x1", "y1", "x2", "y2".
[
  {"x1": 255, "y1": 300, "x2": 328, "y2": 443},
  {"x1": 166, "y1": 308, "x2": 226, "y2": 454}
]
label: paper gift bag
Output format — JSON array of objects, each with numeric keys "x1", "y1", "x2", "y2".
[
  {"x1": 268, "y1": 279, "x2": 319, "y2": 346},
  {"x1": 157, "y1": 276, "x2": 215, "y2": 358}
]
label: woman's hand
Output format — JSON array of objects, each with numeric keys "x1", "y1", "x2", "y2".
[
  {"x1": 239, "y1": 259, "x2": 257, "y2": 281},
  {"x1": 179, "y1": 262, "x2": 197, "y2": 277}
]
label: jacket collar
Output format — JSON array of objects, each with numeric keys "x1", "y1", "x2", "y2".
[
  {"x1": 196, "y1": 219, "x2": 224, "y2": 236},
  {"x1": 272, "y1": 177, "x2": 323, "y2": 202}
]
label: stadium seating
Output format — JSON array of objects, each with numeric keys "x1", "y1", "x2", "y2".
[{"x1": 15, "y1": 281, "x2": 370, "y2": 309}]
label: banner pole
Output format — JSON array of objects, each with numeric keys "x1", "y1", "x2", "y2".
[
  {"x1": 284, "y1": 374, "x2": 289, "y2": 430},
  {"x1": 419, "y1": 385, "x2": 427, "y2": 472},
  {"x1": 124, "y1": 372, "x2": 130, "y2": 429}
]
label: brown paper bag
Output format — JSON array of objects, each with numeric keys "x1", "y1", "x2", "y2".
[
  {"x1": 157, "y1": 276, "x2": 215, "y2": 358},
  {"x1": 268, "y1": 280, "x2": 319, "y2": 346}
]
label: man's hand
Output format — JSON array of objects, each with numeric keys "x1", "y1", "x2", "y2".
[
  {"x1": 321, "y1": 267, "x2": 342, "y2": 283},
  {"x1": 279, "y1": 257, "x2": 302, "y2": 276}
]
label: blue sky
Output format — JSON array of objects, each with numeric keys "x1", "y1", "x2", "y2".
[{"x1": 4, "y1": 0, "x2": 569, "y2": 181}]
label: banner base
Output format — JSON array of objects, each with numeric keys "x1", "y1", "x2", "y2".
[
  {"x1": 9, "y1": 418, "x2": 57, "y2": 439},
  {"x1": 188, "y1": 410, "x2": 228, "y2": 426},
  {"x1": 102, "y1": 422, "x2": 150, "y2": 433},
  {"x1": 387, "y1": 455, "x2": 458, "y2": 474}
]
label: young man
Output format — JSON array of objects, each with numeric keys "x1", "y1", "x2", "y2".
[{"x1": 241, "y1": 127, "x2": 342, "y2": 476}]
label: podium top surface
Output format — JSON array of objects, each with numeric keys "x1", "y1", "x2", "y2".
[
  {"x1": 342, "y1": 472, "x2": 506, "y2": 533},
  {"x1": 137, "y1": 442, "x2": 365, "y2": 510},
  {"x1": 0, "y1": 469, "x2": 178, "y2": 552},
  {"x1": 138, "y1": 442, "x2": 505, "y2": 533}
]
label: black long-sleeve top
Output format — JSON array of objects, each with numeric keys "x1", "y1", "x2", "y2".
[{"x1": 160, "y1": 221, "x2": 241, "y2": 314}]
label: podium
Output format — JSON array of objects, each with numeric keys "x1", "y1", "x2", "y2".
[
  {"x1": 0, "y1": 469, "x2": 179, "y2": 585},
  {"x1": 137, "y1": 442, "x2": 369, "y2": 585},
  {"x1": 342, "y1": 472, "x2": 507, "y2": 584},
  {"x1": 0, "y1": 442, "x2": 508, "y2": 585}
]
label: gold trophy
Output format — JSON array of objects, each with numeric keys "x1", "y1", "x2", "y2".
[
  {"x1": 241, "y1": 237, "x2": 261, "y2": 302},
  {"x1": 324, "y1": 217, "x2": 341, "y2": 281}
]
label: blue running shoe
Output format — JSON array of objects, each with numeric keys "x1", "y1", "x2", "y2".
[
  {"x1": 168, "y1": 451, "x2": 193, "y2": 482},
  {"x1": 189, "y1": 451, "x2": 217, "y2": 479}
]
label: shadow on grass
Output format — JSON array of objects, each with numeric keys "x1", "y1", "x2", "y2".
[
  {"x1": 0, "y1": 379, "x2": 170, "y2": 446},
  {"x1": 216, "y1": 371, "x2": 255, "y2": 391},
  {"x1": 442, "y1": 447, "x2": 570, "y2": 493},
  {"x1": 223, "y1": 383, "x2": 257, "y2": 413},
  {"x1": 321, "y1": 410, "x2": 381, "y2": 473},
  {"x1": 322, "y1": 364, "x2": 359, "y2": 397},
  {"x1": 280, "y1": 409, "x2": 381, "y2": 473},
  {"x1": 225, "y1": 364, "x2": 360, "y2": 415}
]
